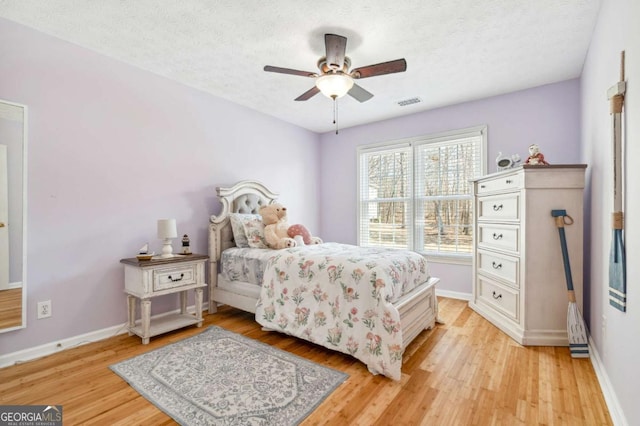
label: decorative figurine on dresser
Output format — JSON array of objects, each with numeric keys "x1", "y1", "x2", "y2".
[
  {"x1": 524, "y1": 143, "x2": 550, "y2": 165},
  {"x1": 120, "y1": 253, "x2": 208, "y2": 344},
  {"x1": 469, "y1": 164, "x2": 586, "y2": 346}
]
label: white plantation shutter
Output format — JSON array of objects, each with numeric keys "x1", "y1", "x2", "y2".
[
  {"x1": 358, "y1": 126, "x2": 486, "y2": 261},
  {"x1": 414, "y1": 131, "x2": 483, "y2": 256},
  {"x1": 358, "y1": 144, "x2": 412, "y2": 249}
]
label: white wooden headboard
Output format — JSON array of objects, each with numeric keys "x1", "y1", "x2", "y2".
[{"x1": 208, "y1": 180, "x2": 278, "y2": 311}]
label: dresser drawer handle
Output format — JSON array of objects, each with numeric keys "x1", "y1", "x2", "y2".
[
  {"x1": 492, "y1": 291, "x2": 502, "y2": 300},
  {"x1": 480, "y1": 185, "x2": 486, "y2": 188},
  {"x1": 506, "y1": 179, "x2": 513, "y2": 184},
  {"x1": 492, "y1": 204, "x2": 503, "y2": 211},
  {"x1": 492, "y1": 262, "x2": 503, "y2": 269},
  {"x1": 168, "y1": 273, "x2": 184, "y2": 282},
  {"x1": 492, "y1": 233, "x2": 503, "y2": 240}
]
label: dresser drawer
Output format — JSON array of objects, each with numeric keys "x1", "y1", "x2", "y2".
[
  {"x1": 477, "y1": 275, "x2": 519, "y2": 322},
  {"x1": 153, "y1": 264, "x2": 197, "y2": 291},
  {"x1": 478, "y1": 224, "x2": 519, "y2": 253},
  {"x1": 476, "y1": 173, "x2": 521, "y2": 195},
  {"x1": 477, "y1": 250, "x2": 519, "y2": 287},
  {"x1": 478, "y1": 194, "x2": 519, "y2": 221}
]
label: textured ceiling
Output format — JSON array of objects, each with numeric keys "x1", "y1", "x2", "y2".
[{"x1": 0, "y1": 0, "x2": 601, "y2": 133}]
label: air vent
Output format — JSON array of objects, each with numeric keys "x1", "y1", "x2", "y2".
[{"x1": 396, "y1": 97, "x2": 422, "y2": 107}]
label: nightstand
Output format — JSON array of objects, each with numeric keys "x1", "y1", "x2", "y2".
[{"x1": 120, "y1": 254, "x2": 208, "y2": 344}]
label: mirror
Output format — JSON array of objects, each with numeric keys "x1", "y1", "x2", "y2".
[{"x1": 0, "y1": 99, "x2": 27, "y2": 333}]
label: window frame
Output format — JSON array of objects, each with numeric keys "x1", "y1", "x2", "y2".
[{"x1": 357, "y1": 125, "x2": 487, "y2": 265}]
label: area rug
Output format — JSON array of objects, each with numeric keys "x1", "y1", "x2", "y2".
[{"x1": 110, "y1": 326, "x2": 348, "y2": 425}]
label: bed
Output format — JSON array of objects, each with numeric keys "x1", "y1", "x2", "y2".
[{"x1": 208, "y1": 180, "x2": 439, "y2": 380}]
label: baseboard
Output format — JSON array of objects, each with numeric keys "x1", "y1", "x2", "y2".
[
  {"x1": 0, "y1": 281, "x2": 22, "y2": 291},
  {"x1": 588, "y1": 336, "x2": 628, "y2": 426},
  {"x1": 435, "y1": 289, "x2": 471, "y2": 301},
  {"x1": 0, "y1": 303, "x2": 209, "y2": 369}
]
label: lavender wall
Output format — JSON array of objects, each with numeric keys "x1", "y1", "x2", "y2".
[
  {"x1": 319, "y1": 79, "x2": 582, "y2": 295},
  {"x1": 581, "y1": 0, "x2": 640, "y2": 423},
  {"x1": 0, "y1": 18, "x2": 320, "y2": 355}
]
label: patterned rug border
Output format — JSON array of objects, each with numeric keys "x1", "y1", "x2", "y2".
[{"x1": 110, "y1": 326, "x2": 348, "y2": 425}]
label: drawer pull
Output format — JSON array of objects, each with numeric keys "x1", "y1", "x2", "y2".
[
  {"x1": 506, "y1": 179, "x2": 512, "y2": 184},
  {"x1": 492, "y1": 261, "x2": 503, "y2": 269},
  {"x1": 492, "y1": 291, "x2": 502, "y2": 300},
  {"x1": 492, "y1": 233, "x2": 503, "y2": 240},
  {"x1": 480, "y1": 185, "x2": 486, "y2": 188},
  {"x1": 168, "y1": 273, "x2": 184, "y2": 282},
  {"x1": 492, "y1": 204, "x2": 503, "y2": 211}
]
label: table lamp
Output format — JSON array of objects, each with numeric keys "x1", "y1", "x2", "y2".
[{"x1": 157, "y1": 219, "x2": 178, "y2": 258}]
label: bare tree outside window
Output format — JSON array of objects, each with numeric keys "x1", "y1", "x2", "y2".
[
  {"x1": 358, "y1": 127, "x2": 485, "y2": 260},
  {"x1": 360, "y1": 149, "x2": 411, "y2": 249}
]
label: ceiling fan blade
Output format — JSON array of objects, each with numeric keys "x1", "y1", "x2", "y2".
[
  {"x1": 351, "y1": 59, "x2": 407, "y2": 79},
  {"x1": 348, "y1": 83, "x2": 374, "y2": 103},
  {"x1": 325, "y1": 34, "x2": 347, "y2": 70},
  {"x1": 295, "y1": 86, "x2": 320, "y2": 101},
  {"x1": 264, "y1": 65, "x2": 317, "y2": 77}
]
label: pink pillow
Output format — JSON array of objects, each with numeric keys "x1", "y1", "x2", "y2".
[{"x1": 287, "y1": 224, "x2": 312, "y2": 245}]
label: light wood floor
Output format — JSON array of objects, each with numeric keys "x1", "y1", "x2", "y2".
[
  {"x1": 0, "y1": 288, "x2": 22, "y2": 329},
  {"x1": 0, "y1": 298, "x2": 612, "y2": 425}
]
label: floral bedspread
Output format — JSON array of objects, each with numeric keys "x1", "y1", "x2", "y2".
[{"x1": 255, "y1": 242, "x2": 430, "y2": 380}]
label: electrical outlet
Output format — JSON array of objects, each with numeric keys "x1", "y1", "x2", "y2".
[{"x1": 37, "y1": 300, "x2": 52, "y2": 319}]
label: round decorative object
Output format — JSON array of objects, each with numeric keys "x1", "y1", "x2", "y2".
[
  {"x1": 496, "y1": 152, "x2": 522, "y2": 171},
  {"x1": 497, "y1": 157, "x2": 513, "y2": 169}
]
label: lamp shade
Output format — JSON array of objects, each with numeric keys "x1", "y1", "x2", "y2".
[
  {"x1": 315, "y1": 73, "x2": 354, "y2": 99},
  {"x1": 157, "y1": 219, "x2": 177, "y2": 239}
]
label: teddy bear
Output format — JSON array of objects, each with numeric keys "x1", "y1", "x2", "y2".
[{"x1": 259, "y1": 203, "x2": 322, "y2": 249}]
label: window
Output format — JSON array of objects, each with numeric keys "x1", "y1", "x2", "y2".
[{"x1": 358, "y1": 126, "x2": 487, "y2": 263}]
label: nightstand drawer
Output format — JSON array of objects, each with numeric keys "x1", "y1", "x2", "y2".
[
  {"x1": 477, "y1": 250, "x2": 519, "y2": 287},
  {"x1": 478, "y1": 224, "x2": 519, "y2": 253},
  {"x1": 476, "y1": 173, "x2": 521, "y2": 195},
  {"x1": 477, "y1": 275, "x2": 519, "y2": 322},
  {"x1": 478, "y1": 194, "x2": 519, "y2": 221},
  {"x1": 153, "y1": 264, "x2": 197, "y2": 291}
]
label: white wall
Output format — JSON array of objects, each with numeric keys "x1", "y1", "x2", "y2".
[{"x1": 581, "y1": 0, "x2": 640, "y2": 423}]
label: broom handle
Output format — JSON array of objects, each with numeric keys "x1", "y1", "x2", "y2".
[{"x1": 554, "y1": 216, "x2": 575, "y2": 293}]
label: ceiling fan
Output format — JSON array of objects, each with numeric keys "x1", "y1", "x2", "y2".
[{"x1": 264, "y1": 33, "x2": 407, "y2": 103}]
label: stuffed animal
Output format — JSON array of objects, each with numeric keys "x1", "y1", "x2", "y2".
[
  {"x1": 288, "y1": 223, "x2": 323, "y2": 245},
  {"x1": 259, "y1": 203, "x2": 297, "y2": 249},
  {"x1": 524, "y1": 144, "x2": 549, "y2": 165},
  {"x1": 259, "y1": 203, "x2": 322, "y2": 249}
]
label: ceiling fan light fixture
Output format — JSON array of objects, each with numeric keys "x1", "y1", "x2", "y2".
[{"x1": 315, "y1": 73, "x2": 354, "y2": 99}]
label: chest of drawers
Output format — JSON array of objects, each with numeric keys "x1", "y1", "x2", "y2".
[{"x1": 469, "y1": 165, "x2": 586, "y2": 346}]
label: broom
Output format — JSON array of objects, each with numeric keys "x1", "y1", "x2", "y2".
[{"x1": 551, "y1": 209, "x2": 589, "y2": 358}]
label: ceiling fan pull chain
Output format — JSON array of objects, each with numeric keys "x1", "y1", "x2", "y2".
[{"x1": 333, "y1": 96, "x2": 339, "y2": 134}]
